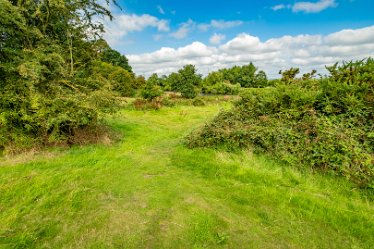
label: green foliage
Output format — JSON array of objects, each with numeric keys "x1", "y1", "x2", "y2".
[
  {"x1": 108, "y1": 67, "x2": 135, "y2": 97},
  {"x1": 279, "y1": 67, "x2": 300, "y2": 84},
  {"x1": 302, "y1": 69, "x2": 317, "y2": 80},
  {"x1": 203, "y1": 82, "x2": 241, "y2": 95},
  {"x1": 134, "y1": 75, "x2": 147, "y2": 89},
  {"x1": 89, "y1": 61, "x2": 136, "y2": 97},
  {"x1": 187, "y1": 59, "x2": 374, "y2": 187},
  {"x1": 0, "y1": 0, "x2": 123, "y2": 150},
  {"x1": 202, "y1": 63, "x2": 269, "y2": 92},
  {"x1": 171, "y1": 65, "x2": 202, "y2": 98},
  {"x1": 141, "y1": 74, "x2": 163, "y2": 100},
  {"x1": 99, "y1": 40, "x2": 132, "y2": 73},
  {"x1": 168, "y1": 72, "x2": 182, "y2": 92},
  {"x1": 255, "y1": 70, "x2": 268, "y2": 87},
  {"x1": 192, "y1": 97, "x2": 206, "y2": 106}
]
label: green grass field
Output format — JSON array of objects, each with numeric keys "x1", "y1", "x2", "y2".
[{"x1": 1, "y1": 101, "x2": 373, "y2": 249}]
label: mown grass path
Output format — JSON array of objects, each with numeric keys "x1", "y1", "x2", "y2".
[{"x1": 1, "y1": 103, "x2": 373, "y2": 248}]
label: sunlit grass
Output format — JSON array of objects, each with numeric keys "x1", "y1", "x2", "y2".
[{"x1": 0, "y1": 102, "x2": 373, "y2": 248}]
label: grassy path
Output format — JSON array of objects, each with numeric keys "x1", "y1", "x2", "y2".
[{"x1": 1, "y1": 103, "x2": 373, "y2": 248}]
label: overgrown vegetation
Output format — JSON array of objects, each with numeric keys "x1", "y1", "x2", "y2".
[
  {"x1": 0, "y1": 0, "x2": 136, "y2": 152},
  {"x1": 1, "y1": 103, "x2": 373, "y2": 248},
  {"x1": 187, "y1": 59, "x2": 374, "y2": 188}
]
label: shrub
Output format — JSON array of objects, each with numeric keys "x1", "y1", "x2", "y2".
[
  {"x1": 204, "y1": 82, "x2": 241, "y2": 95},
  {"x1": 192, "y1": 97, "x2": 206, "y2": 106},
  {"x1": 187, "y1": 59, "x2": 374, "y2": 187}
]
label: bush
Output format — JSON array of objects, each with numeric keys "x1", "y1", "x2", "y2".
[
  {"x1": 133, "y1": 98, "x2": 162, "y2": 110},
  {"x1": 204, "y1": 82, "x2": 241, "y2": 95},
  {"x1": 187, "y1": 59, "x2": 374, "y2": 187},
  {"x1": 192, "y1": 97, "x2": 206, "y2": 106}
]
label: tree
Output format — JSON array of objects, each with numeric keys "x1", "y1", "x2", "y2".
[
  {"x1": 168, "y1": 72, "x2": 182, "y2": 92},
  {"x1": 99, "y1": 40, "x2": 133, "y2": 73},
  {"x1": 254, "y1": 70, "x2": 268, "y2": 87},
  {"x1": 134, "y1": 75, "x2": 147, "y2": 89},
  {"x1": 302, "y1": 69, "x2": 317, "y2": 80},
  {"x1": 0, "y1": 0, "x2": 120, "y2": 148},
  {"x1": 175, "y1": 65, "x2": 202, "y2": 98},
  {"x1": 279, "y1": 68, "x2": 300, "y2": 84},
  {"x1": 202, "y1": 71, "x2": 225, "y2": 93},
  {"x1": 240, "y1": 63, "x2": 257, "y2": 87},
  {"x1": 141, "y1": 73, "x2": 163, "y2": 100}
]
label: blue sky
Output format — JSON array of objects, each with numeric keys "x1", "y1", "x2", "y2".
[{"x1": 102, "y1": 0, "x2": 374, "y2": 76}]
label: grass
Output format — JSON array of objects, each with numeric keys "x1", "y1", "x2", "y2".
[{"x1": 0, "y1": 101, "x2": 373, "y2": 249}]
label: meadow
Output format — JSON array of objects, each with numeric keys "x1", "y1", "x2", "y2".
[{"x1": 1, "y1": 100, "x2": 373, "y2": 249}]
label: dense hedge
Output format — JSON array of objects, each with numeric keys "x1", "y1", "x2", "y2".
[{"x1": 186, "y1": 59, "x2": 374, "y2": 187}]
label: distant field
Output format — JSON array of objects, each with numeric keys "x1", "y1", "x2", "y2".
[{"x1": 1, "y1": 101, "x2": 373, "y2": 249}]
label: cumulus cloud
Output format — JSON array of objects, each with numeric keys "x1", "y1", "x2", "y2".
[
  {"x1": 127, "y1": 25, "x2": 374, "y2": 78},
  {"x1": 103, "y1": 13, "x2": 169, "y2": 45},
  {"x1": 272, "y1": 0, "x2": 337, "y2": 13},
  {"x1": 209, "y1": 33, "x2": 226, "y2": 45},
  {"x1": 198, "y1": 20, "x2": 243, "y2": 31},
  {"x1": 324, "y1": 26, "x2": 374, "y2": 45}
]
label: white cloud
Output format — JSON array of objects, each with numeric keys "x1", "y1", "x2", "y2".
[
  {"x1": 198, "y1": 20, "x2": 243, "y2": 31},
  {"x1": 292, "y1": 0, "x2": 337, "y2": 13},
  {"x1": 271, "y1": 4, "x2": 287, "y2": 11},
  {"x1": 127, "y1": 25, "x2": 374, "y2": 78},
  {"x1": 272, "y1": 0, "x2": 337, "y2": 13},
  {"x1": 103, "y1": 13, "x2": 169, "y2": 45},
  {"x1": 157, "y1": 5, "x2": 165, "y2": 15},
  {"x1": 211, "y1": 20, "x2": 243, "y2": 29},
  {"x1": 210, "y1": 33, "x2": 226, "y2": 45},
  {"x1": 170, "y1": 19, "x2": 195, "y2": 39},
  {"x1": 324, "y1": 26, "x2": 374, "y2": 45}
]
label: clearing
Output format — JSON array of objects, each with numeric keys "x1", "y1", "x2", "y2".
[{"x1": 0, "y1": 102, "x2": 373, "y2": 248}]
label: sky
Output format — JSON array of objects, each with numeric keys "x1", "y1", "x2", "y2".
[{"x1": 101, "y1": 0, "x2": 374, "y2": 77}]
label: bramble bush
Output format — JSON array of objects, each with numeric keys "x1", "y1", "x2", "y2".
[{"x1": 186, "y1": 59, "x2": 374, "y2": 187}]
